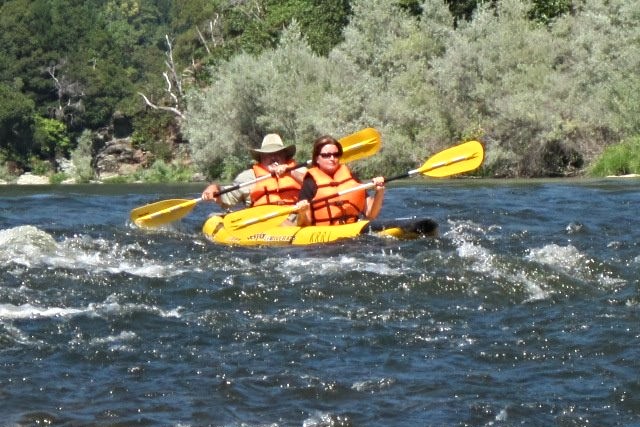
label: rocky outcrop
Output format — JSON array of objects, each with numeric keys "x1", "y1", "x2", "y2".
[{"x1": 94, "y1": 137, "x2": 147, "y2": 179}]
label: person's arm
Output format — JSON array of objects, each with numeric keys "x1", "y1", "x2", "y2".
[
  {"x1": 202, "y1": 169, "x2": 255, "y2": 209},
  {"x1": 290, "y1": 167, "x2": 307, "y2": 184},
  {"x1": 292, "y1": 175, "x2": 317, "y2": 226},
  {"x1": 271, "y1": 164, "x2": 307, "y2": 184},
  {"x1": 364, "y1": 176, "x2": 385, "y2": 220}
]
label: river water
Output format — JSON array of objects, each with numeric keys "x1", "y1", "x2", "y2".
[{"x1": 1, "y1": 179, "x2": 638, "y2": 427}]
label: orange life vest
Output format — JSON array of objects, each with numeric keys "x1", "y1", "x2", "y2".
[
  {"x1": 250, "y1": 161, "x2": 301, "y2": 206},
  {"x1": 306, "y1": 165, "x2": 367, "y2": 225}
]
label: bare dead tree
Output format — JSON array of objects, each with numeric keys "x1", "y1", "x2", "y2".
[
  {"x1": 209, "y1": 14, "x2": 224, "y2": 48},
  {"x1": 138, "y1": 92, "x2": 185, "y2": 119},
  {"x1": 164, "y1": 34, "x2": 183, "y2": 98},
  {"x1": 138, "y1": 35, "x2": 185, "y2": 119},
  {"x1": 240, "y1": 0, "x2": 264, "y2": 21},
  {"x1": 196, "y1": 14, "x2": 225, "y2": 55},
  {"x1": 47, "y1": 61, "x2": 85, "y2": 124},
  {"x1": 47, "y1": 64, "x2": 64, "y2": 120},
  {"x1": 195, "y1": 26, "x2": 211, "y2": 55}
]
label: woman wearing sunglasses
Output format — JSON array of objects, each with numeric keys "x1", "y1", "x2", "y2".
[{"x1": 295, "y1": 135, "x2": 385, "y2": 226}]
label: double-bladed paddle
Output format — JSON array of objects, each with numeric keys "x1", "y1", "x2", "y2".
[
  {"x1": 223, "y1": 140, "x2": 484, "y2": 236},
  {"x1": 130, "y1": 127, "x2": 381, "y2": 228}
]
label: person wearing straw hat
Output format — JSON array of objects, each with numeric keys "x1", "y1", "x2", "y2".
[{"x1": 202, "y1": 134, "x2": 305, "y2": 209}]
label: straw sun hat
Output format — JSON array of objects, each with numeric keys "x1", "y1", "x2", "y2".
[{"x1": 250, "y1": 134, "x2": 296, "y2": 161}]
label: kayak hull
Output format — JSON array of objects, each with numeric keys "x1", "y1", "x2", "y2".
[{"x1": 202, "y1": 216, "x2": 438, "y2": 246}]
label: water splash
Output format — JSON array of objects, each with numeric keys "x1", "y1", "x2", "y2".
[
  {"x1": 445, "y1": 220, "x2": 549, "y2": 301},
  {"x1": 526, "y1": 244, "x2": 626, "y2": 288},
  {"x1": 0, "y1": 225, "x2": 186, "y2": 278}
]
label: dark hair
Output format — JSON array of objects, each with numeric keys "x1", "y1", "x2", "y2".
[{"x1": 311, "y1": 135, "x2": 343, "y2": 166}]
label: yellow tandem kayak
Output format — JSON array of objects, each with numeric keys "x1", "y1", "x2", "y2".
[{"x1": 202, "y1": 215, "x2": 438, "y2": 246}]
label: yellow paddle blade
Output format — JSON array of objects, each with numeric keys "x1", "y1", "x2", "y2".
[
  {"x1": 339, "y1": 128, "x2": 381, "y2": 163},
  {"x1": 131, "y1": 198, "x2": 200, "y2": 228},
  {"x1": 418, "y1": 140, "x2": 484, "y2": 177},
  {"x1": 222, "y1": 204, "x2": 297, "y2": 235}
]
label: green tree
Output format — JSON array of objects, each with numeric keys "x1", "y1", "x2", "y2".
[
  {"x1": 0, "y1": 83, "x2": 35, "y2": 165},
  {"x1": 529, "y1": 0, "x2": 573, "y2": 24},
  {"x1": 33, "y1": 116, "x2": 71, "y2": 161}
]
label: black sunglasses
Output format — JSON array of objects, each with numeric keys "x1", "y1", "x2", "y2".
[{"x1": 319, "y1": 151, "x2": 341, "y2": 159}]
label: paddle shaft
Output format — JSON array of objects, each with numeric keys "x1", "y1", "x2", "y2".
[{"x1": 313, "y1": 151, "x2": 480, "y2": 205}]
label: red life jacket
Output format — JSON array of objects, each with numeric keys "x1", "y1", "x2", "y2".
[
  {"x1": 306, "y1": 164, "x2": 367, "y2": 225},
  {"x1": 250, "y1": 161, "x2": 301, "y2": 206}
]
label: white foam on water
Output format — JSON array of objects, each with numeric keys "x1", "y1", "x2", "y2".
[
  {"x1": 526, "y1": 243, "x2": 626, "y2": 288},
  {"x1": 0, "y1": 225, "x2": 57, "y2": 267},
  {"x1": 0, "y1": 225, "x2": 186, "y2": 278},
  {"x1": 0, "y1": 321, "x2": 41, "y2": 345},
  {"x1": 351, "y1": 377, "x2": 396, "y2": 392},
  {"x1": 446, "y1": 220, "x2": 496, "y2": 273},
  {"x1": 0, "y1": 303, "x2": 84, "y2": 319},
  {"x1": 71, "y1": 330, "x2": 141, "y2": 352},
  {"x1": 88, "y1": 330, "x2": 138, "y2": 345},
  {"x1": 526, "y1": 244, "x2": 584, "y2": 273},
  {"x1": 278, "y1": 254, "x2": 403, "y2": 278},
  {"x1": 0, "y1": 295, "x2": 181, "y2": 323},
  {"x1": 87, "y1": 293, "x2": 183, "y2": 319},
  {"x1": 446, "y1": 219, "x2": 550, "y2": 301}
]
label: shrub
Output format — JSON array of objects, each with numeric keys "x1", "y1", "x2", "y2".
[
  {"x1": 50, "y1": 172, "x2": 69, "y2": 184},
  {"x1": 134, "y1": 160, "x2": 195, "y2": 183},
  {"x1": 28, "y1": 156, "x2": 53, "y2": 175},
  {"x1": 71, "y1": 130, "x2": 95, "y2": 183},
  {"x1": 589, "y1": 136, "x2": 640, "y2": 177}
]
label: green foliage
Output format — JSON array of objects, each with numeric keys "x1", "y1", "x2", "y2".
[
  {"x1": 49, "y1": 172, "x2": 69, "y2": 184},
  {"x1": 267, "y1": 0, "x2": 351, "y2": 56},
  {"x1": 33, "y1": 116, "x2": 71, "y2": 160},
  {"x1": 589, "y1": 136, "x2": 640, "y2": 177},
  {"x1": 332, "y1": 0, "x2": 457, "y2": 174},
  {"x1": 133, "y1": 160, "x2": 195, "y2": 182},
  {"x1": 184, "y1": 22, "x2": 329, "y2": 179},
  {"x1": 28, "y1": 156, "x2": 53, "y2": 176},
  {"x1": 427, "y1": 0, "x2": 558, "y2": 176},
  {"x1": 131, "y1": 111, "x2": 177, "y2": 162},
  {"x1": 529, "y1": 0, "x2": 572, "y2": 24},
  {"x1": 0, "y1": 83, "x2": 35, "y2": 163},
  {"x1": 186, "y1": 0, "x2": 460, "y2": 178},
  {"x1": 416, "y1": 0, "x2": 640, "y2": 177},
  {"x1": 99, "y1": 160, "x2": 194, "y2": 183},
  {"x1": 182, "y1": 0, "x2": 640, "y2": 179}
]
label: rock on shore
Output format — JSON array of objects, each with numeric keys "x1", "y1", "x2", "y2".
[{"x1": 15, "y1": 173, "x2": 51, "y2": 185}]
